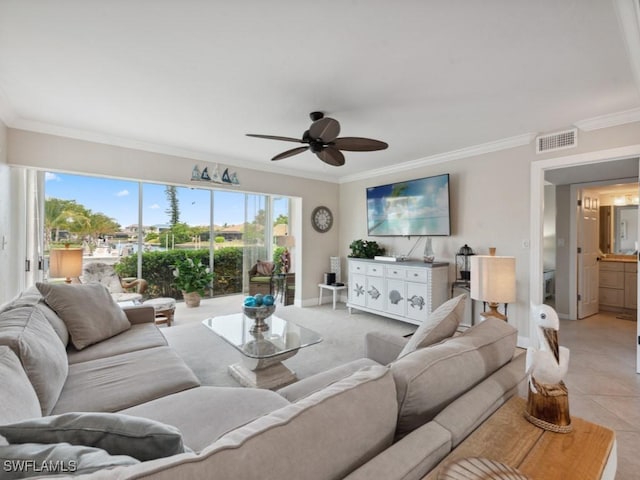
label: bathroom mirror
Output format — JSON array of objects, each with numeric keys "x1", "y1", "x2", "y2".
[
  {"x1": 600, "y1": 205, "x2": 638, "y2": 254},
  {"x1": 614, "y1": 205, "x2": 638, "y2": 254}
]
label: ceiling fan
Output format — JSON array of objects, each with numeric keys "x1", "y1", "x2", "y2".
[{"x1": 246, "y1": 112, "x2": 388, "y2": 166}]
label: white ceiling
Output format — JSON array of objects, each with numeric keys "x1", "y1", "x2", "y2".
[{"x1": 1, "y1": 0, "x2": 640, "y2": 183}]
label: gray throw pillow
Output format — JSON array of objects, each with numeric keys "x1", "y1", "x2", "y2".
[
  {"x1": 398, "y1": 294, "x2": 467, "y2": 358},
  {"x1": 0, "y1": 346, "x2": 42, "y2": 425},
  {"x1": 0, "y1": 306, "x2": 68, "y2": 415},
  {"x1": 0, "y1": 412, "x2": 188, "y2": 461},
  {"x1": 0, "y1": 443, "x2": 139, "y2": 478},
  {"x1": 36, "y1": 283, "x2": 131, "y2": 350}
]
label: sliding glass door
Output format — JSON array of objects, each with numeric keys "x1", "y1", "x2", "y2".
[{"x1": 41, "y1": 170, "x2": 287, "y2": 300}]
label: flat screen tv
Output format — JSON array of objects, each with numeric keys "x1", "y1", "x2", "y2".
[{"x1": 366, "y1": 173, "x2": 451, "y2": 236}]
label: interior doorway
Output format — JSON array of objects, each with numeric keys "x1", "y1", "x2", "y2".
[{"x1": 530, "y1": 144, "x2": 640, "y2": 373}]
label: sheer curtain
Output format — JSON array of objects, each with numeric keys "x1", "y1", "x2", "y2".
[{"x1": 243, "y1": 194, "x2": 271, "y2": 292}]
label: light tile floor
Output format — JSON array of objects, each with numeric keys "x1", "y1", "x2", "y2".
[{"x1": 560, "y1": 311, "x2": 640, "y2": 480}]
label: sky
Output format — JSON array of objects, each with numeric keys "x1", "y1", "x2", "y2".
[{"x1": 45, "y1": 172, "x2": 289, "y2": 228}]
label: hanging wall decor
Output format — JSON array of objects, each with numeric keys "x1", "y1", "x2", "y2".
[{"x1": 190, "y1": 164, "x2": 240, "y2": 185}]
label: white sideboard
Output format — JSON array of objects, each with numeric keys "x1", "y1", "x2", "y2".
[{"x1": 347, "y1": 258, "x2": 449, "y2": 326}]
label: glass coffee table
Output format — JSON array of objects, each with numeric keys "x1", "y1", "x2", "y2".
[{"x1": 202, "y1": 314, "x2": 323, "y2": 389}]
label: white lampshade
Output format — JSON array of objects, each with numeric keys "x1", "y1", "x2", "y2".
[
  {"x1": 49, "y1": 248, "x2": 83, "y2": 283},
  {"x1": 470, "y1": 256, "x2": 516, "y2": 303}
]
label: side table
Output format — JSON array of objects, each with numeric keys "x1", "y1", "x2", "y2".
[
  {"x1": 423, "y1": 396, "x2": 616, "y2": 480},
  {"x1": 143, "y1": 297, "x2": 176, "y2": 327},
  {"x1": 318, "y1": 283, "x2": 347, "y2": 310}
]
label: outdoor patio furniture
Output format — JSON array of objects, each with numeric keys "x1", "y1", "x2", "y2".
[{"x1": 81, "y1": 262, "x2": 148, "y2": 303}]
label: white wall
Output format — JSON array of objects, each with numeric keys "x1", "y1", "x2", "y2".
[
  {"x1": 554, "y1": 185, "x2": 571, "y2": 318},
  {"x1": 0, "y1": 121, "x2": 11, "y2": 303},
  {"x1": 6, "y1": 129, "x2": 340, "y2": 304},
  {"x1": 339, "y1": 145, "x2": 532, "y2": 338}
]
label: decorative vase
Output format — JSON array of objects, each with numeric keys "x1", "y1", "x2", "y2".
[
  {"x1": 243, "y1": 305, "x2": 276, "y2": 333},
  {"x1": 182, "y1": 291, "x2": 201, "y2": 308},
  {"x1": 423, "y1": 237, "x2": 435, "y2": 263}
]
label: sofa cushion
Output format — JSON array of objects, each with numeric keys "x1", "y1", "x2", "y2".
[
  {"x1": 277, "y1": 357, "x2": 380, "y2": 402},
  {"x1": 0, "y1": 346, "x2": 42, "y2": 425},
  {"x1": 0, "y1": 443, "x2": 139, "y2": 478},
  {"x1": 52, "y1": 346, "x2": 200, "y2": 414},
  {"x1": 120, "y1": 386, "x2": 291, "y2": 452},
  {"x1": 36, "y1": 282, "x2": 131, "y2": 350},
  {"x1": 0, "y1": 412, "x2": 188, "y2": 461},
  {"x1": 391, "y1": 318, "x2": 517, "y2": 438},
  {"x1": 398, "y1": 294, "x2": 466, "y2": 358},
  {"x1": 67, "y1": 323, "x2": 168, "y2": 364},
  {"x1": 117, "y1": 366, "x2": 397, "y2": 480},
  {"x1": 0, "y1": 286, "x2": 69, "y2": 346},
  {"x1": 0, "y1": 306, "x2": 68, "y2": 416}
]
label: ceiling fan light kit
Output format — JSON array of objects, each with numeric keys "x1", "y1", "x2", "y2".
[{"x1": 246, "y1": 112, "x2": 388, "y2": 166}]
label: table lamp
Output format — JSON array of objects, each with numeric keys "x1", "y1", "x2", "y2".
[
  {"x1": 276, "y1": 235, "x2": 294, "y2": 273},
  {"x1": 49, "y1": 246, "x2": 83, "y2": 283},
  {"x1": 470, "y1": 255, "x2": 516, "y2": 321}
]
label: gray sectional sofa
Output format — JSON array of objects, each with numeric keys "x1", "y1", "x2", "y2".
[{"x1": 0, "y1": 286, "x2": 526, "y2": 479}]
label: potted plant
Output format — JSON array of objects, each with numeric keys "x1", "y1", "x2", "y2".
[
  {"x1": 172, "y1": 256, "x2": 215, "y2": 307},
  {"x1": 348, "y1": 239, "x2": 385, "y2": 259}
]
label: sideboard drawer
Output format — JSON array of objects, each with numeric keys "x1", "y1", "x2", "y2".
[
  {"x1": 350, "y1": 262, "x2": 367, "y2": 274},
  {"x1": 385, "y1": 266, "x2": 406, "y2": 279},
  {"x1": 405, "y1": 268, "x2": 428, "y2": 283},
  {"x1": 366, "y1": 264, "x2": 384, "y2": 277}
]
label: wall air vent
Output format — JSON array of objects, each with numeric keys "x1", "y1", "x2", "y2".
[{"x1": 535, "y1": 128, "x2": 577, "y2": 154}]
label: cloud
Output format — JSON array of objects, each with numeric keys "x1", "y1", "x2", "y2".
[
  {"x1": 45, "y1": 172, "x2": 60, "y2": 182},
  {"x1": 149, "y1": 204, "x2": 160, "y2": 209},
  {"x1": 115, "y1": 190, "x2": 129, "y2": 197}
]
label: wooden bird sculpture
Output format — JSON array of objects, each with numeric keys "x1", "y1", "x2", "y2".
[{"x1": 524, "y1": 304, "x2": 572, "y2": 432}]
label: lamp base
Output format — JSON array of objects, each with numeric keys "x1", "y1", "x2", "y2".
[{"x1": 480, "y1": 303, "x2": 508, "y2": 321}]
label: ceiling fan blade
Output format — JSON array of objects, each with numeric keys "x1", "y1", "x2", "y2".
[
  {"x1": 317, "y1": 147, "x2": 345, "y2": 166},
  {"x1": 309, "y1": 117, "x2": 340, "y2": 142},
  {"x1": 246, "y1": 134, "x2": 304, "y2": 143},
  {"x1": 272, "y1": 146, "x2": 309, "y2": 161},
  {"x1": 332, "y1": 137, "x2": 389, "y2": 151}
]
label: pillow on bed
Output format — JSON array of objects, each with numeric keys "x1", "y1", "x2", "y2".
[{"x1": 36, "y1": 283, "x2": 130, "y2": 350}]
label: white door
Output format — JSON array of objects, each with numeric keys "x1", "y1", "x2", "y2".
[{"x1": 577, "y1": 190, "x2": 599, "y2": 319}]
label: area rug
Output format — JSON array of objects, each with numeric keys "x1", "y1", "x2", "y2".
[{"x1": 161, "y1": 300, "x2": 415, "y2": 387}]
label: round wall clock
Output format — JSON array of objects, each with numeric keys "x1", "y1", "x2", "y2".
[{"x1": 311, "y1": 206, "x2": 333, "y2": 233}]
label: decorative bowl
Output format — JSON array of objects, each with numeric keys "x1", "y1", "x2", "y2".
[{"x1": 243, "y1": 304, "x2": 276, "y2": 333}]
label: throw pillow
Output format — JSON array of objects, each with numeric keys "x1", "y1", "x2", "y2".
[
  {"x1": 0, "y1": 346, "x2": 42, "y2": 425},
  {"x1": 0, "y1": 306, "x2": 68, "y2": 416},
  {"x1": 0, "y1": 412, "x2": 188, "y2": 462},
  {"x1": 0, "y1": 443, "x2": 139, "y2": 478},
  {"x1": 397, "y1": 294, "x2": 467, "y2": 358},
  {"x1": 256, "y1": 260, "x2": 274, "y2": 276},
  {"x1": 36, "y1": 283, "x2": 131, "y2": 350}
]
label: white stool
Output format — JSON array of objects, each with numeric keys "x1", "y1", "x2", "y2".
[{"x1": 317, "y1": 283, "x2": 348, "y2": 310}]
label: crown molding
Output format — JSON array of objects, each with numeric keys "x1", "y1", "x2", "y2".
[
  {"x1": 574, "y1": 107, "x2": 640, "y2": 132},
  {"x1": 337, "y1": 132, "x2": 537, "y2": 184},
  {"x1": 7, "y1": 118, "x2": 339, "y2": 184}
]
